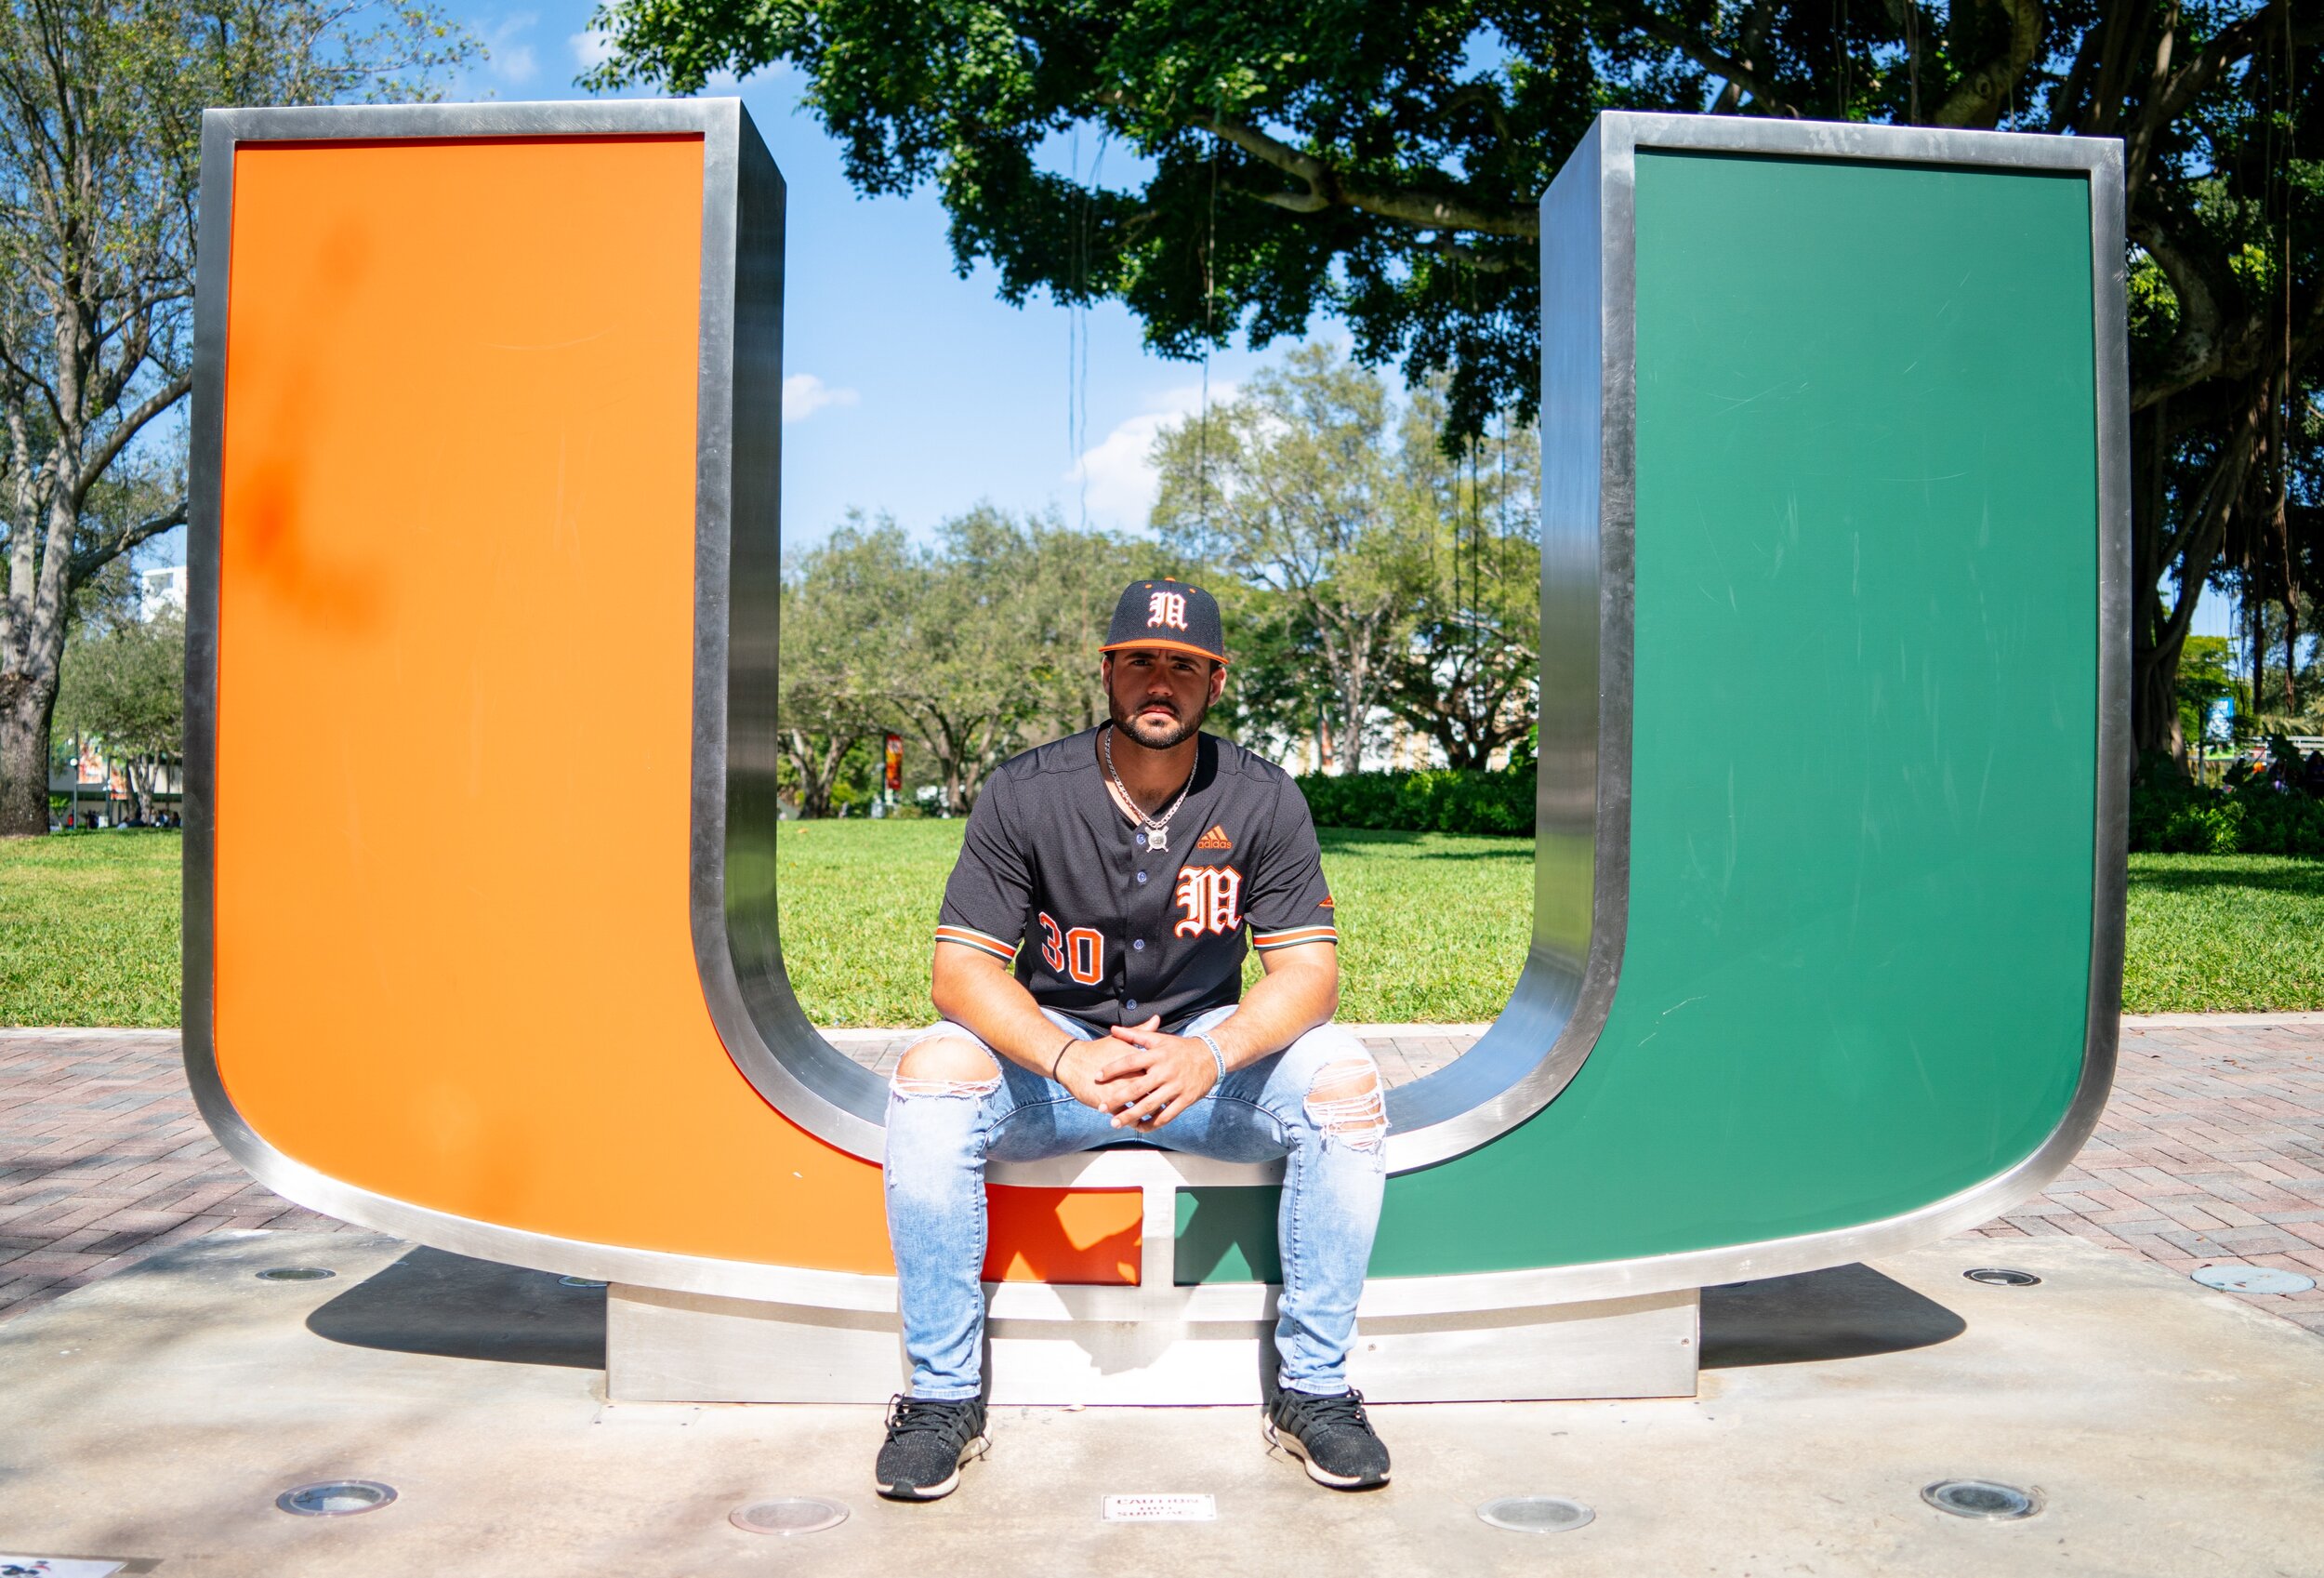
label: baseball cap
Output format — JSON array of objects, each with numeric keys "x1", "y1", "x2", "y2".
[{"x1": 1101, "y1": 578, "x2": 1228, "y2": 666}]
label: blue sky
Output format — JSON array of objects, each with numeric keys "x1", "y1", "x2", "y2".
[{"x1": 453, "y1": 1, "x2": 1275, "y2": 552}]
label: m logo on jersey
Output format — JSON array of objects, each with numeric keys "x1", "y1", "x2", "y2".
[
  {"x1": 1173, "y1": 864, "x2": 1243, "y2": 937},
  {"x1": 1146, "y1": 590, "x2": 1188, "y2": 630}
]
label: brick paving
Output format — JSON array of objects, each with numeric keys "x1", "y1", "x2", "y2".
[
  {"x1": 0, "y1": 1028, "x2": 371, "y2": 1319},
  {"x1": 4, "y1": 1018, "x2": 2320, "y2": 1337}
]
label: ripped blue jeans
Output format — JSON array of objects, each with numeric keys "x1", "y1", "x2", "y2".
[{"x1": 883, "y1": 1004, "x2": 1388, "y2": 1400}]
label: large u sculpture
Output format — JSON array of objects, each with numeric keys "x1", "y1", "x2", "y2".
[{"x1": 185, "y1": 101, "x2": 2128, "y2": 1403}]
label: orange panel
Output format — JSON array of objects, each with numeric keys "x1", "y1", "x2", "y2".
[
  {"x1": 212, "y1": 135, "x2": 1133, "y2": 1285},
  {"x1": 984, "y1": 1187, "x2": 1142, "y2": 1283}
]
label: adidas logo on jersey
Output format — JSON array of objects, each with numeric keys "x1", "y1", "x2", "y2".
[{"x1": 1194, "y1": 824, "x2": 1233, "y2": 850}]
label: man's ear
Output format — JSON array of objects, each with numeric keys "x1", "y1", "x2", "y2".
[{"x1": 1208, "y1": 662, "x2": 1227, "y2": 705}]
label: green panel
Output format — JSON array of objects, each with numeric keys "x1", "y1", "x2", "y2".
[
  {"x1": 1176, "y1": 1187, "x2": 1281, "y2": 1284},
  {"x1": 1199, "y1": 152, "x2": 2101, "y2": 1281}
]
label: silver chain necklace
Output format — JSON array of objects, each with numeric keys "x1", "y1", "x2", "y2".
[{"x1": 1101, "y1": 723, "x2": 1195, "y2": 853}]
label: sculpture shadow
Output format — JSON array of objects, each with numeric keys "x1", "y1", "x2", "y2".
[
  {"x1": 307, "y1": 1245, "x2": 605, "y2": 1369},
  {"x1": 1701, "y1": 1263, "x2": 1965, "y2": 1368}
]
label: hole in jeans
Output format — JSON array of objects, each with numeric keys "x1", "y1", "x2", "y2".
[
  {"x1": 1304, "y1": 1057, "x2": 1387, "y2": 1152},
  {"x1": 891, "y1": 1039, "x2": 1001, "y2": 1099}
]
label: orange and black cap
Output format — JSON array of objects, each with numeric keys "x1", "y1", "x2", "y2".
[{"x1": 1100, "y1": 577, "x2": 1228, "y2": 666}]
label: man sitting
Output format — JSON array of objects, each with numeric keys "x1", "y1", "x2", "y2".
[{"x1": 875, "y1": 577, "x2": 1392, "y2": 1501}]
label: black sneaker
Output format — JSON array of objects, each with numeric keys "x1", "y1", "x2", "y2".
[
  {"x1": 874, "y1": 1393, "x2": 990, "y2": 1501},
  {"x1": 1264, "y1": 1387, "x2": 1391, "y2": 1489}
]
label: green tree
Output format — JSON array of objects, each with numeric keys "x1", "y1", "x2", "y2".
[
  {"x1": 589, "y1": 0, "x2": 2321, "y2": 771},
  {"x1": 2173, "y1": 631, "x2": 2238, "y2": 745},
  {"x1": 0, "y1": 0, "x2": 474, "y2": 835},
  {"x1": 1381, "y1": 392, "x2": 1540, "y2": 769},
  {"x1": 55, "y1": 603, "x2": 182, "y2": 822},
  {"x1": 879, "y1": 507, "x2": 1060, "y2": 813},
  {"x1": 1017, "y1": 514, "x2": 1148, "y2": 741},
  {"x1": 779, "y1": 517, "x2": 902, "y2": 817},
  {"x1": 1205, "y1": 579, "x2": 1336, "y2": 763},
  {"x1": 1152, "y1": 345, "x2": 1428, "y2": 771}
]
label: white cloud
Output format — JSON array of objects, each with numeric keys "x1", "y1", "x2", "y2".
[
  {"x1": 482, "y1": 14, "x2": 539, "y2": 84},
  {"x1": 568, "y1": 27, "x2": 614, "y2": 71},
  {"x1": 784, "y1": 373, "x2": 860, "y2": 423},
  {"x1": 1066, "y1": 382, "x2": 1235, "y2": 529}
]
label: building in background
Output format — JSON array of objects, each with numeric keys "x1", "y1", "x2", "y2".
[{"x1": 139, "y1": 564, "x2": 188, "y2": 621}]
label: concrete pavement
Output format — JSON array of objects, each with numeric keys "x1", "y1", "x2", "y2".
[{"x1": 1, "y1": 1227, "x2": 2317, "y2": 1576}]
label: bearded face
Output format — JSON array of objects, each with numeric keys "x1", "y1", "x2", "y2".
[{"x1": 1103, "y1": 647, "x2": 1222, "y2": 749}]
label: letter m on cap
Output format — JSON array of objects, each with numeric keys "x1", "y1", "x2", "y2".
[{"x1": 1148, "y1": 591, "x2": 1188, "y2": 630}]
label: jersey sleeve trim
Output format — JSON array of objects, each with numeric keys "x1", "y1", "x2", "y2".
[
  {"x1": 934, "y1": 924, "x2": 1018, "y2": 962},
  {"x1": 1252, "y1": 924, "x2": 1339, "y2": 951}
]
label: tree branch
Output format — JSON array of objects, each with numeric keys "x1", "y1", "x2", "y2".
[
  {"x1": 1624, "y1": 6, "x2": 1803, "y2": 118},
  {"x1": 1932, "y1": 0, "x2": 2045, "y2": 127},
  {"x1": 73, "y1": 371, "x2": 191, "y2": 497},
  {"x1": 1186, "y1": 111, "x2": 1538, "y2": 238},
  {"x1": 2130, "y1": 215, "x2": 2230, "y2": 407},
  {"x1": 69, "y1": 497, "x2": 186, "y2": 591},
  {"x1": 2127, "y1": 1, "x2": 2323, "y2": 195}
]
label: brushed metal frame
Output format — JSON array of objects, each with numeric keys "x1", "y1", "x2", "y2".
[{"x1": 184, "y1": 107, "x2": 2126, "y2": 1318}]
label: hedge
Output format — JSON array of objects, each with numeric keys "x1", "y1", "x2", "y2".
[
  {"x1": 2130, "y1": 750, "x2": 2324, "y2": 857},
  {"x1": 1296, "y1": 754, "x2": 2324, "y2": 854},
  {"x1": 1296, "y1": 766, "x2": 1536, "y2": 836}
]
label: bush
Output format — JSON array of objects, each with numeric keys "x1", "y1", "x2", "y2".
[
  {"x1": 1296, "y1": 766, "x2": 1536, "y2": 836},
  {"x1": 2130, "y1": 751, "x2": 2324, "y2": 857}
]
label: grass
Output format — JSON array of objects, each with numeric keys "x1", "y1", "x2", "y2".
[
  {"x1": 774, "y1": 819, "x2": 1535, "y2": 1025},
  {"x1": 2121, "y1": 854, "x2": 2324, "y2": 1014},
  {"x1": 5, "y1": 829, "x2": 2320, "y2": 1026},
  {"x1": 0, "y1": 829, "x2": 180, "y2": 1028}
]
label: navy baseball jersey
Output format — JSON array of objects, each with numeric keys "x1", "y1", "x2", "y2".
[{"x1": 933, "y1": 728, "x2": 1338, "y2": 1030}]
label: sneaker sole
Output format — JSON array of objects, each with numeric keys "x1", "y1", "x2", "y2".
[
  {"x1": 1262, "y1": 1418, "x2": 1389, "y2": 1490},
  {"x1": 875, "y1": 1432, "x2": 991, "y2": 1502}
]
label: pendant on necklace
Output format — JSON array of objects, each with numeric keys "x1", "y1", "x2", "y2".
[{"x1": 1147, "y1": 825, "x2": 1169, "y2": 853}]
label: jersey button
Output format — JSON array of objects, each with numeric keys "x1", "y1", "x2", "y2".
[
  {"x1": 1135, "y1": 870, "x2": 1148, "y2": 884},
  {"x1": 1132, "y1": 939, "x2": 1145, "y2": 950},
  {"x1": 1135, "y1": 831, "x2": 1147, "y2": 846},
  {"x1": 1126, "y1": 999, "x2": 1139, "y2": 1012}
]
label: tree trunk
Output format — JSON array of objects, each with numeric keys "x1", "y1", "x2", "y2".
[{"x1": 0, "y1": 668, "x2": 56, "y2": 834}]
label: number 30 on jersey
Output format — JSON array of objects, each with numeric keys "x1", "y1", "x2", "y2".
[{"x1": 1038, "y1": 911, "x2": 1104, "y2": 985}]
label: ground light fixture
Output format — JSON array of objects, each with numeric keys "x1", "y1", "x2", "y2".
[
  {"x1": 2191, "y1": 1264, "x2": 2315, "y2": 1295},
  {"x1": 1961, "y1": 1267, "x2": 2042, "y2": 1287},
  {"x1": 727, "y1": 1496, "x2": 849, "y2": 1535},
  {"x1": 1921, "y1": 1480, "x2": 2042, "y2": 1520},
  {"x1": 1477, "y1": 1495, "x2": 1595, "y2": 1533},
  {"x1": 275, "y1": 1480, "x2": 398, "y2": 1517},
  {"x1": 254, "y1": 1266, "x2": 335, "y2": 1282}
]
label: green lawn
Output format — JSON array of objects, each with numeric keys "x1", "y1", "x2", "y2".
[
  {"x1": 5, "y1": 829, "x2": 2320, "y2": 1026},
  {"x1": 2121, "y1": 854, "x2": 2324, "y2": 1013},
  {"x1": 774, "y1": 819, "x2": 1535, "y2": 1025},
  {"x1": 0, "y1": 829, "x2": 181, "y2": 1027}
]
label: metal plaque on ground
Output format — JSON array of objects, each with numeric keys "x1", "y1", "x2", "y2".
[{"x1": 1101, "y1": 1494, "x2": 1216, "y2": 1522}]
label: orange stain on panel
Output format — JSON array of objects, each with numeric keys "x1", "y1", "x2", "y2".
[{"x1": 212, "y1": 135, "x2": 1134, "y2": 1286}]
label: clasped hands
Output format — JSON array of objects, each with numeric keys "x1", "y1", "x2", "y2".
[{"x1": 1056, "y1": 1016, "x2": 1217, "y2": 1132}]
